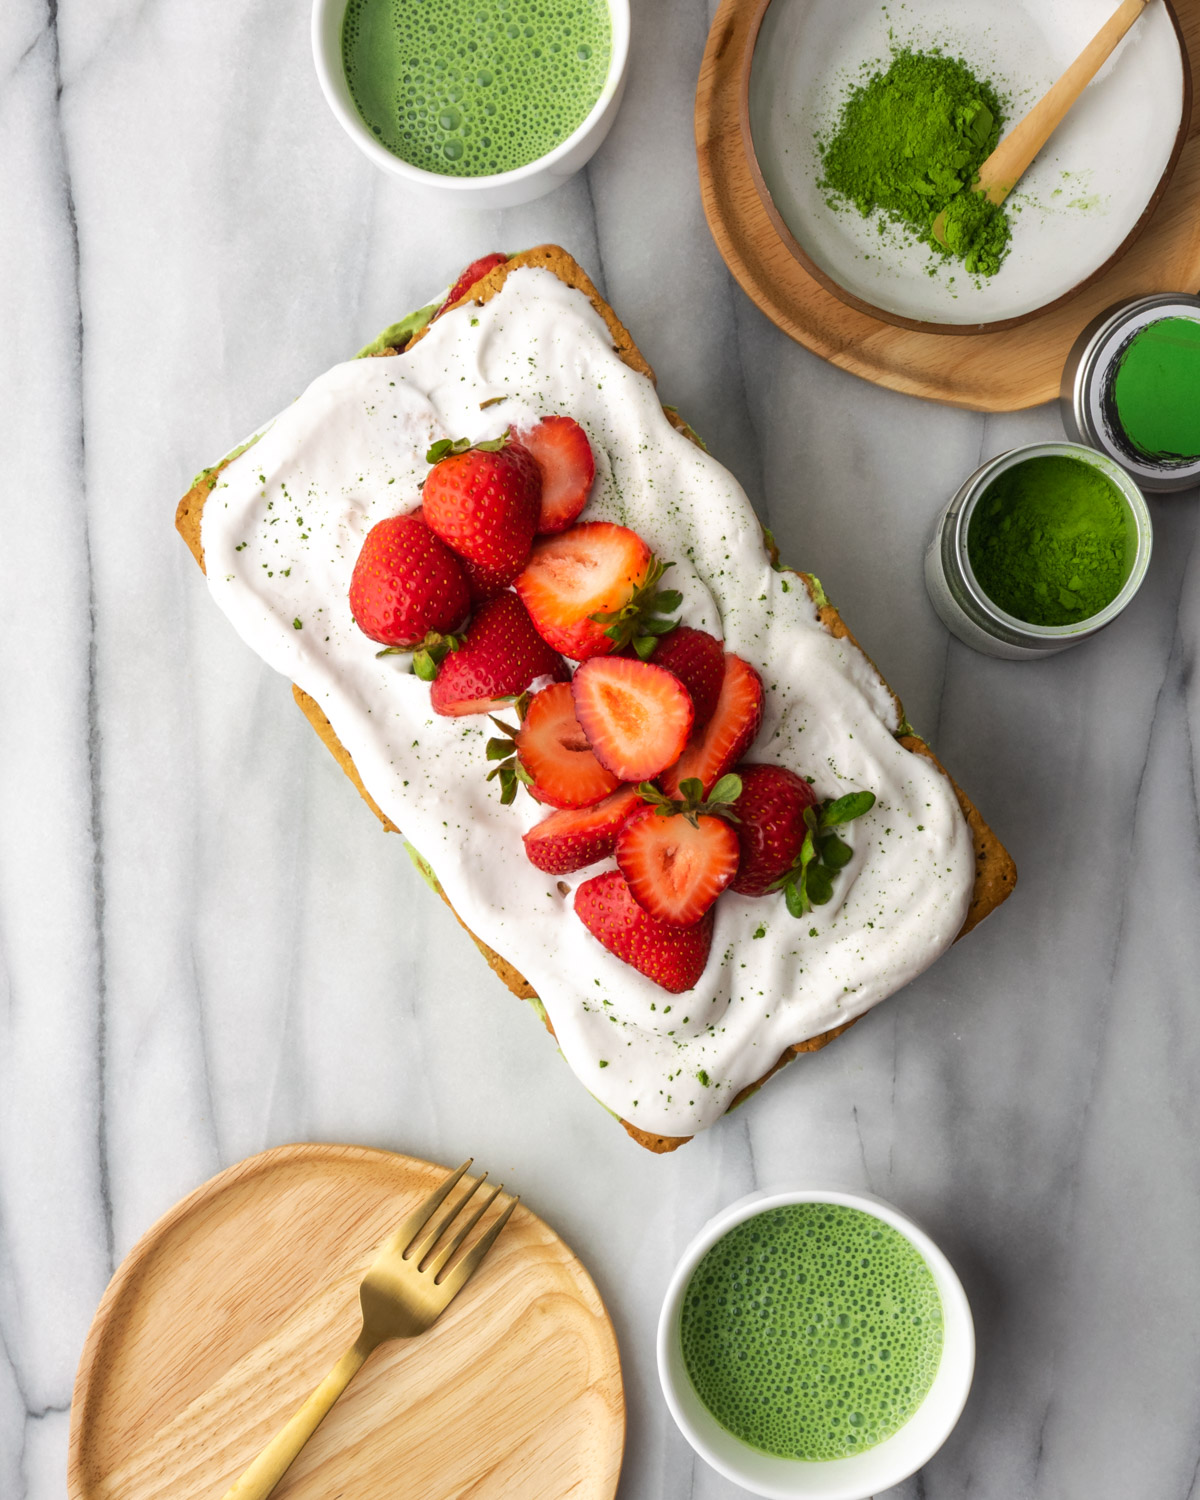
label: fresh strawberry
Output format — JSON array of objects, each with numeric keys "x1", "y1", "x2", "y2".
[
  {"x1": 515, "y1": 522, "x2": 679, "y2": 661},
  {"x1": 349, "y1": 511, "x2": 470, "y2": 650},
  {"x1": 515, "y1": 681, "x2": 620, "y2": 808},
  {"x1": 660, "y1": 654, "x2": 765, "y2": 797},
  {"x1": 430, "y1": 593, "x2": 568, "y2": 717},
  {"x1": 433, "y1": 252, "x2": 507, "y2": 319},
  {"x1": 728, "y1": 764, "x2": 818, "y2": 896},
  {"x1": 571, "y1": 657, "x2": 693, "y2": 781},
  {"x1": 523, "y1": 786, "x2": 643, "y2": 874},
  {"x1": 649, "y1": 626, "x2": 724, "y2": 728},
  {"x1": 574, "y1": 870, "x2": 714, "y2": 993},
  {"x1": 514, "y1": 416, "x2": 595, "y2": 533},
  {"x1": 459, "y1": 553, "x2": 517, "y2": 604},
  {"x1": 422, "y1": 433, "x2": 541, "y2": 591},
  {"x1": 617, "y1": 804, "x2": 739, "y2": 926}
]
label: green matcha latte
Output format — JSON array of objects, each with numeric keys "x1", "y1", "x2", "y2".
[
  {"x1": 681, "y1": 1203, "x2": 944, "y2": 1461},
  {"x1": 342, "y1": 0, "x2": 612, "y2": 176}
]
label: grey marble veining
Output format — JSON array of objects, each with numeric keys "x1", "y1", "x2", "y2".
[{"x1": 1, "y1": 1, "x2": 1199, "y2": 1497}]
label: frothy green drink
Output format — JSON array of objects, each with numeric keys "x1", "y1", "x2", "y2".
[
  {"x1": 681, "y1": 1203, "x2": 944, "y2": 1461},
  {"x1": 342, "y1": 0, "x2": 612, "y2": 177}
]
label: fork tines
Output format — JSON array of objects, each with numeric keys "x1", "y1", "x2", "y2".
[{"x1": 392, "y1": 1161, "x2": 518, "y2": 1287}]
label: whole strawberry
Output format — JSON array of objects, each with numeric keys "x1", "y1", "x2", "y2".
[
  {"x1": 430, "y1": 592, "x2": 568, "y2": 717},
  {"x1": 422, "y1": 434, "x2": 541, "y2": 595},
  {"x1": 649, "y1": 626, "x2": 724, "y2": 727},
  {"x1": 729, "y1": 763, "x2": 818, "y2": 896},
  {"x1": 575, "y1": 869, "x2": 714, "y2": 993},
  {"x1": 349, "y1": 511, "x2": 469, "y2": 650}
]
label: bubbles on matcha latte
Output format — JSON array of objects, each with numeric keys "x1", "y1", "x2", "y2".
[
  {"x1": 681, "y1": 1203, "x2": 944, "y2": 1461},
  {"x1": 342, "y1": 0, "x2": 612, "y2": 177}
]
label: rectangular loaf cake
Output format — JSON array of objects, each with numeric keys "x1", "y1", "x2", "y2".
[{"x1": 176, "y1": 246, "x2": 1015, "y2": 1152}]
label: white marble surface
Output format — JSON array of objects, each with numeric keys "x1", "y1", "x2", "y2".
[{"x1": 1, "y1": 3, "x2": 1198, "y2": 1497}]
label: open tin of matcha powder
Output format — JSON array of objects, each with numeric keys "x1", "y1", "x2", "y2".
[
  {"x1": 1062, "y1": 294, "x2": 1200, "y2": 493},
  {"x1": 925, "y1": 442, "x2": 1153, "y2": 660}
]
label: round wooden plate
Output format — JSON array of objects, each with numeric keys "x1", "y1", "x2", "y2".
[
  {"x1": 696, "y1": 0, "x2": 1200, "y2": 410},
  {"x1": 68, "y1": 1144, "x2": 625, "y2": 1500}
]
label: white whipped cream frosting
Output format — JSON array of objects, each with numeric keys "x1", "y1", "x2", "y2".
[{"x1": 201, "y1": 266, "x2": 974, "y2": 1137}]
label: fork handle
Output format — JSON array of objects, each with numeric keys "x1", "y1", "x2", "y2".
[{"x1": 220, "y1": 1331, "x2": 375, "y2": 1500}]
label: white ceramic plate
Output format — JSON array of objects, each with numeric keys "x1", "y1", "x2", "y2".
[{"x1": 748, "y1": 0, "x2": 1187, "y2": 327}]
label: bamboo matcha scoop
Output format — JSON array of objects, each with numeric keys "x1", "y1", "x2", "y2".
[{"x1": 933, "y1": 0, "x2": 1150, "y2": 246}]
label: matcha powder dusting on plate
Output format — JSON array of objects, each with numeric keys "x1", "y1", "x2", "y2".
[{"x1": 818, "y1": 49, "x2": 1010, "y2": 277}]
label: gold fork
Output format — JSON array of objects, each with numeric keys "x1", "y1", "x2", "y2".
[{"x1": 221, "y1": 1160, "x2": 517, "y2": 1500}]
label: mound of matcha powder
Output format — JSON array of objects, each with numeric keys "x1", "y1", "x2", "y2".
[
  {"x1": 818, "y1": 49, "x2": 1011, "y2": 277},
  {"x1": 968, "y1": 456, "x2": 1130, "y2": 626}
]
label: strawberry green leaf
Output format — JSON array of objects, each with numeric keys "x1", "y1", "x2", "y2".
[
  {"x1": 806, "y1": 864, "x2": 834, "y2": 905},
  {"x1": 425, "y1": 436, "x2": 471, "y2": 463},
  {"x1": 773, "y1": 785, "x2": 877, "y2": 922},
  {"x1": 589, "y1": 557, "x2": 681, "y2": 653},
  {"x1": 632, "y1": 636, "x2": 658, "y2": 660},
  {"x1": 485, "y1": 738, "x2": 514, "y2": 761},
  {"x1": 822, "y1": 791, "x2": 876, "y2": 827},
  {"x1": 412, "y1": 650, "x2": 438, "y2": 681},
  {"x1": 708, "y1": 774, "x2": 743, "y2": 805}
]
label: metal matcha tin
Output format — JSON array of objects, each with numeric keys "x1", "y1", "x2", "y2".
[
  {"x1": 924, "y1": 441, "x2": 1153, "y2": 660},
  {"x1": 1061, "y1": 293, "x2": 1200, "y2": 493}
]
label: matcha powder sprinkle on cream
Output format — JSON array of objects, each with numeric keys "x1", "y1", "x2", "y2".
[{"x1": 818, "y1": 49, "x2": 1010, "y2": 276}]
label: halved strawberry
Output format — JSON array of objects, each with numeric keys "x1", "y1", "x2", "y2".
[
  {"x1": 430, "y1": 593, "x2": 568, "y2": 717},
  {"x1": 349, "y1": 511, "x2": 470, "y2": 649},
  {"x1": 660, "y1": 654, "x2": 765, "y2": 797},
  {"x1": 575, "y1": 870, "x2": 714, "y2": 993},
  {"x1": 515, "y1": 416, "x2": 595, "y2": 534},
  {"x1": 523, "y1": 786, "x2": 643, "y2": 874},
  {"x1": 515, "y1": 681, "x2": 620, "y2": 808},
  {"x1": 571, "y1": 657, "x2": 693, "y2": 781},
  {"x1": 423, "y1": 434, "x2": 541, "y2": 591},
  {"x1": 729, "y1": 763, "x2": 818, "y2": 896},
  {"x1": 514, "y1": 522, "x2": 678, "y2": 661},
  {"x1": 433, "y1": 252, "x2": 507, "y2": 319},
  {"x1": 649, "y1": 626, "x2": 724, "y2": 728},
  {"x1": 617, "y1": 804, "x2": 739, "y2": 927}
]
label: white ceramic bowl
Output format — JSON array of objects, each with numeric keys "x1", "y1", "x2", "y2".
[
  {"x1": 746, "y1": 0, "x2": 1189, "y2": 329},
  {"x1": 657, "y1": 1188, "x2": 975, "y2": 1500},
  {"x1": 311, "y1": 0, "x2": 630, "y2": 208}
]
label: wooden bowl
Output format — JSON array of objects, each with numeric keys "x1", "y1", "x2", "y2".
[{"x1": 738, "y1": 0, "x2": 1192, "y2": 334}]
